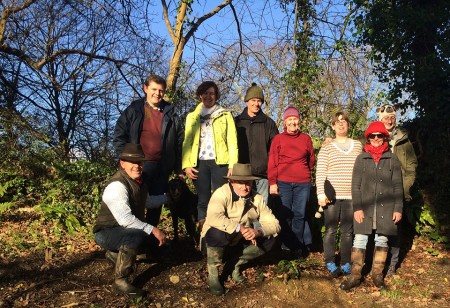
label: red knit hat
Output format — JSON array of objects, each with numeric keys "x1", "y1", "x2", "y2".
[
  {"x1": 283, "y1": 106, "x2": 299, "y2": 120},
  {"x1": 364, "y1": 121, "x2": 389, "y2": 139}
]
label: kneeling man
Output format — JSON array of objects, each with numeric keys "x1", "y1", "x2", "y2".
[
  {"x1": 201, "y1": 163, "x2": 280, "y2": 295},
  {"x1": 93, "y1": 143, "x2": 166, "y2": 298}
]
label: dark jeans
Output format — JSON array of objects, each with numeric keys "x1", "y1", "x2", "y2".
[
  {"x1": 203, "y1": 227, "x2": 277, "y2": 252},
  {"x1": 323, "y1": 199, "x2": 353, "y2": 264},
  {"x1": 277, "y1": 181, "x2": 312, "y2": 251},
  {"x1": 388, "y1": 204, "x2": 415, "y2": 268},
  {"x1": 143, "y1": 161, "x2": 168, "y2": 227},
  {"x1": 94, "y1": 226, "x2": 159, "y2": 252},
  {"x1": 193, "y1": 160, "x2": 228, "y2": 221}
]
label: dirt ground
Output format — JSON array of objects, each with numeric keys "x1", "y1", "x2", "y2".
[{"x1": 1, "y1": 211, "x2": 449, "y2": 307}]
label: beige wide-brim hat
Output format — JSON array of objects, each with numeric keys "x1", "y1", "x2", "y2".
[{"x1": 223, "y1": 163, "x2": 261, "y2": 181}]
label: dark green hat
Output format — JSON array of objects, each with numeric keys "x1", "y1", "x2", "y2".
[{"x1": 244, "y1": 83, "x2": 264, "y2": 103}]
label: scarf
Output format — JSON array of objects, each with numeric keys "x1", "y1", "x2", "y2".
[{"x1": 364, "y1": 142, "x2": 389, "y2": 163}]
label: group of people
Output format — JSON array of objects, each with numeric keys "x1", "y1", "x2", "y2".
[
  {"x1": 316, "y1": 107, "x2": 417, "y2": 291},
  {"x1": 92, "y1": 74, "x2": 417, "y2": 297}
]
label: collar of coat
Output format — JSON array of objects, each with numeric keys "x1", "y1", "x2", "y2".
[
  {"x1": 360, "y1": 150, "x2": 394, "y2": 160},
  {"x1": 130, "y1": 97, "x2": 173, "y2": 115},
  {"x1": 391, "y1": 126, "x2": 410, "y2": 143},
  {"x1": 194, "y1": 103, "x2": 226, "y2": 119},
  {"x1": 227, "y1": 182, "x2": 256, "y2": 205},
  {"x1": 236, "y1": 108, "x2": 268, "y2": 123}
]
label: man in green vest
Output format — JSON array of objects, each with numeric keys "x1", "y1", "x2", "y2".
[{"x1": 93, "y1": 143, "x2": 166, "y2": 298}]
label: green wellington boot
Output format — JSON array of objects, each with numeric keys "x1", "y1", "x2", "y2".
[
  {"x1": 206, "y1": 245, "x2": 225, "y2": 295},
  {"x1": 232, "y1": 245, "x2": 265, "y2": 283},
  {"x1": 112, "y1": 245, "x2": 146, "y2": 298}
]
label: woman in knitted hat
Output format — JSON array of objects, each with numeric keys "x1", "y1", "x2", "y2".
[
  {"x1": 340, "y1": 121, "x2": 403, "y2": 291},
  {"x1": 267, "y1": 106, "x2": 315, "y2": 258}
]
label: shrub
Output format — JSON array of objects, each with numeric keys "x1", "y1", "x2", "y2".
[{"x1": 37, "y1": 160, "x2": 115, "y2": 234}]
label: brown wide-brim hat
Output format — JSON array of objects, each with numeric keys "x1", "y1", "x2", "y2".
[
  {"x1": 119, "y1": 143, "x2": 145, "y2": 162},
  {"x1": 223, "y1": 163, "x2": 261, "y2": 181}
]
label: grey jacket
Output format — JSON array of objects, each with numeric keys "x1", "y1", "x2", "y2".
[{"x1": 352, "y1": 150, "x2": 403, "y2": 236}]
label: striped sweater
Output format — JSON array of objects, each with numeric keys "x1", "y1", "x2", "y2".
[{"x1": 316, "y1": 139, "x2": 362, "y2": 200}]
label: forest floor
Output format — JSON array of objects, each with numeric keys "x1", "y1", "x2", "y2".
[{"x1": 0, "y1": 208, "x2": 449, "y2": 308}]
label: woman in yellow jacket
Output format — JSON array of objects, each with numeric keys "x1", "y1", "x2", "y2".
[{"x1": 182, "y1": 81, "x2": 238, "y2": 230}]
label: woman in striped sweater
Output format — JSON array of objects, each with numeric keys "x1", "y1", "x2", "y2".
[{"x1": 316, "y1": 112, "x2": 362, "y2": 277}]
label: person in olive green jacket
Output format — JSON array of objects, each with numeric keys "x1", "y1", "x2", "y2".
[
  {"x1": 377, "y1": 104, "x2": 418, "y2": 276},
  {"x1": 182, "y1": 81, "x2": 238, "y2": 229}
]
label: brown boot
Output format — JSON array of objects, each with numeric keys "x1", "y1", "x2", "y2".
[
  {"x1": 112, "y1": 246, "x2": 146, "y2": 298},
  {"x1": 340, "y1": 248, "x2": 365, "y2": 291},
  {"x1": 372, "y1": 246, "x2": 388, "y2": 288}
]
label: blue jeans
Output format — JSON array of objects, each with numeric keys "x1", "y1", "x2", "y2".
[
  {"x1": 94, "y1": 226, "x2": 159, "y2": 252},
  {"x1": 193, "y1": 160, "x2": 228, "y2": 220},
  {"x1": 323, "y1": 199, "x2": 353, "y2": 264},
  {"x1": 143, "y1": 161, "x2": 168, "y2": 227},
  {"x1": 277, "y1": 181, "x2": 312, "y2": 251},
  {"x1": 254, "y1": 178, "x2": 269, "y2": 205},
  {"x1": 353, "y1": 233, "x2": 388, "y2": 249}
]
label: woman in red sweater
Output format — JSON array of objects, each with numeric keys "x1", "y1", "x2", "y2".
[{"x1": 268, "y1": 106, "x2": 315, "y2": 257}]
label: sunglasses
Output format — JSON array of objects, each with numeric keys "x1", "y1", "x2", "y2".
[
  {"x1": 376, "y1": 105, "x2": 396, "y2": 113},
  {"x1": 368, "y1": 133, "x2": 385, "y2": 139}
]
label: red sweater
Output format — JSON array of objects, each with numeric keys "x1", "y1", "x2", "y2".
[{"x1": 268, "y1": 130, "x2": 315, "y2": 184}]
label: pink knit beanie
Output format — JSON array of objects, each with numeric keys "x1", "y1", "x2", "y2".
[{"x1": 283, "y1": 106, "x2": 299, "y2": 120}]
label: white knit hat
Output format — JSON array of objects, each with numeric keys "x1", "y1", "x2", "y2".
[{"x1": 376, "y1": 104, "x2": 397, "y2": 120}]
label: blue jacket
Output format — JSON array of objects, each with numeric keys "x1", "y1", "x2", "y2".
[{"x1": 113, "y1": 98, "x2": 183, "y2": 178}]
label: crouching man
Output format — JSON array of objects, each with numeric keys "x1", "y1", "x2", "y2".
[
  {"x1": 93, "y1": 143, "x2": 166, "y2": 298},
  {"x1": 201, "y1": 163, "x2": 280, "y2": 295}
]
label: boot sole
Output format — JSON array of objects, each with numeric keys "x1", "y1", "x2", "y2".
[
  {"x1": 112, "y1": 285, "x2": 146, "y2": 298},
  {"x1": 209, "y1": 289, "x2": 225, "y2": 296}
]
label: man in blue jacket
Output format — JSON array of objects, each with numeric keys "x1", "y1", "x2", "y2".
[{"x1": 113, "y1": 74, "x2": 184, "y2": 227}]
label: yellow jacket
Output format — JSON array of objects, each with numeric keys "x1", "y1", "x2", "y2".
[{"x1": 182, "y1": 103, "x2": 238, "y2": 169}]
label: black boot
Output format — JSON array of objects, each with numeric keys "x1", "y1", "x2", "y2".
[
  {"x1": 372, "y1": 246, "x2": 388, "y2": 288},
  {"x1": 340, "y1": 248, "x2": 365, "y2": 291},
  {"x1": 206, "y1": 245, "x2": 225, "y2": 295},
  {"x1": 232, "y1": 245, "x2": 265, "y2": 283},
  {"x1": 113, "y1": 246, "x2": 146, "y2": 298}
]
